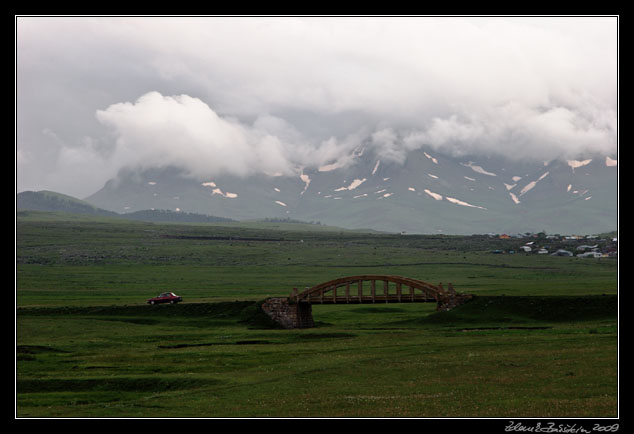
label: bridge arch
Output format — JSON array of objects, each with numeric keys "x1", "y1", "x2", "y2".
[
  {"x1": 290, "y1": 275, "x2": 455, "y2": 304},
  {"x1": 260, "y1": 275, "x2": 472, "y2": 328}
]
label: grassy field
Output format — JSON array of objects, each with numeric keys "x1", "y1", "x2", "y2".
[{"x1": 15, "y1": 212, "x2": 619, "y2": 418}]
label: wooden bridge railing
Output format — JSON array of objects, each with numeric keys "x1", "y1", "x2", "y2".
[{"x1": 290, "y1": 275, "x2": 455, "y2": 305}]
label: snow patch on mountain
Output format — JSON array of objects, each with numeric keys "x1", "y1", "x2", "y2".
[
  {"x1": 446, "y1": 196, "x2": 487, "y2": 210},
  {"x1": 509, "y1": 192, "x2": 520, "y2": 204},
  {"x1": 372, "y1": 160, "x2": 380, "y2": 175},
  {"x1": 300, "y1": 173, "x2": 311, "y2": 195},
  {"x1": 212, "y1": 188, "x2": 238, "y2": 198},
  {"x1": 424, "y1": 189, "x2": 443, "y2": 201},
  {"x1": 519, "y1": 171, "x2": 549, "y2": 196},
  {"x1": 335, "y1": 178, "x2": 367, "y2": 191},
  {"x1": 462, "y1": 162, "x2": 497, "y2": 176},
  {"x1": 202, "y1": 181, "x2": 237, "y2": 198},
  {"x1": 567, "y1": 159, "x2": 592, "y2": 172},
  {"x1": 318, "y1": 161, "x2": 346, "y2": 172},
  {"x1": 424, "y1": 152, "x2": 438, "y2": 164}
]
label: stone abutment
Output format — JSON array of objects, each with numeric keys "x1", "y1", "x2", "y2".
[
  {"x1": 260, "y1": 298, "x2": 315, "y2": 329},
  {"x1": 260, "y1": 293, "x2": 472, "y2": 329}
]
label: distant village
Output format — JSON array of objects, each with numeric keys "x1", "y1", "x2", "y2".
[{"x1": 488, "y1": 232, "x2": 618, "y2": 258}]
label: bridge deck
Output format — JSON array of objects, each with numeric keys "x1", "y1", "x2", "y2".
[{"x1": 300, "y1": 295, "x2": 438, "y2": 304}]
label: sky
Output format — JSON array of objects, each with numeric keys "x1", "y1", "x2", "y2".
[{"x1": 16, "y1": 16, "x2": 618, "y2": 198}]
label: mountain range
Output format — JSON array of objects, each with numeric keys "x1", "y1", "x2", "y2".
[{"x1": 77, "y1": 147, "x2": 617, "y2": 235}]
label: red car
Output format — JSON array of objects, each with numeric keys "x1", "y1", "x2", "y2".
[{"x1": 147, "y1": 292, "x2": 183, "y2": 305}]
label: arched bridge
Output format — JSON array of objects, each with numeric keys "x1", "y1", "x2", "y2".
[
  {"x1": 290, "y1": 275, "x2": 457, "y2": 304},
  {"x1": 260, "y1": 275, "x2": 473, "y2": 329}
]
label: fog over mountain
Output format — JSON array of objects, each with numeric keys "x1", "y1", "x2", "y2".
[{"x1": 17, "y1": 16, "x2": 617, "y2": 228}]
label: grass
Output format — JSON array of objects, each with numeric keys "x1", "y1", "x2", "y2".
[
  {"x1": 16, "y1": 298, "x2": 617, "y2": 417},
  {"x1": 15, "y1": 213, "x2": 619, "y2": 418}
]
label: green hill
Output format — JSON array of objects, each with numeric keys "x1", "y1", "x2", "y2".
[
  {"x1": 17, "y1": 191, "x2": 118, "y2": 217},
  {"x1": 16, "y1": 191, "x2": 235, "y2": 224}
]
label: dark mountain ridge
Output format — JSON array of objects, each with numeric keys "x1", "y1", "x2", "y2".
[{"x1": 82, "y1": 146, "x2": 618, "y2": 235}]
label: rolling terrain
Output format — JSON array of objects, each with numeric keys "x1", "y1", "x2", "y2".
[{"x1": 15, "y1": 213, "x2": 618, "y2": 418}]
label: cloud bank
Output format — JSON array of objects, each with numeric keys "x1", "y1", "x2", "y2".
[
  {"x1": 95, "y1": 91, "x2": 363, "y2": 179},
  {"x1": 16, "y1": 16, "x2": 617, "y2": 197}
]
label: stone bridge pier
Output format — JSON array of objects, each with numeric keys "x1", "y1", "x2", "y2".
[{"x1": 260, "y1": 297, "x2": 315, "y2": 329}]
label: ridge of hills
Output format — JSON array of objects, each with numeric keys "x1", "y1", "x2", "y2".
[
  {"x1": 16, "y1": 190, "x2": 235, "y2": 224},
  {"x1": 16, "y1": 190, "x2": 368, "y2": 232}
]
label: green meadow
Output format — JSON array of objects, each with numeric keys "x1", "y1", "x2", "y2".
[{"x1": 16, "y1": 212, "x2": 618, "y2": 418}]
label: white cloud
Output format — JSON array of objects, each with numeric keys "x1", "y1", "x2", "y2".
[
  {"x1": 403, "y1": 102, "x2": 617, "y2": 160},
  {"x1": 16, "y1": 16, "x2": 618, "y2": 197},
  {"x1": 94, "y1": 91, "x2": 362, "y2": 180}
]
